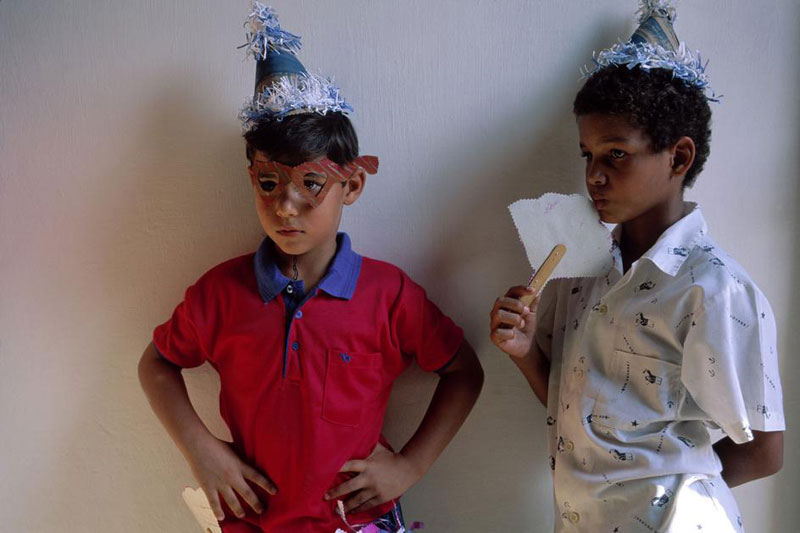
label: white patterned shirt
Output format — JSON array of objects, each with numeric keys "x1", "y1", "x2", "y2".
[{"x1": 535, "y1": 203, "x2": 785, "y2": 532}]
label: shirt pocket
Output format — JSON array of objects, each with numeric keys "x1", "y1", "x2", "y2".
[
  {"x1": 321, "y1": 350, "x2": 382, "y2": 427},
  {"x1": 591, "y1": 349, "x2": 683, "y2": 431}
]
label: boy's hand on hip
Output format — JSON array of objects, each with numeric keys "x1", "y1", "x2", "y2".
[
  {"x1": 325, "y1": 442, "x2": 419, "y2": 514},
  {"x1": 490, "y1": 285, "x2": 539, "y2": 358},
  {"x1": 186, "y1": 435, "x2": 277, "y2": 521}
]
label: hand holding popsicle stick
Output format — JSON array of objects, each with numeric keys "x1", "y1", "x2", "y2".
[
  {"x1": 520, "y1": 244, "x2": 566, "y2": 307},
  {"x1": 492, "y1": 194, "x2": 611, "y2": 404}
]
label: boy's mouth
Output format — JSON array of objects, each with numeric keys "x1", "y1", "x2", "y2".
[
  {"x1": 277, "y1": 228, "x2": 304, "y2": 235},
  {"x1": 590, "y1": 196, "x2": 608, "y2": 210}
]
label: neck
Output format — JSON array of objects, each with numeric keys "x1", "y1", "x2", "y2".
[
  {"x1": 619, "y1": 196, "x2": 685, "y2": 272},
  {"x1": 274, "y1": 235, "x2": 338, "y2": 289}
]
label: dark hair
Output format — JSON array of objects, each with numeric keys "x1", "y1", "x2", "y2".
[
  {"x1": 244, "y1": 112, "x2": 359, "y2": 166},
  {"x1": 573, "y1": 65, "x2": 712, "y2": 187}
]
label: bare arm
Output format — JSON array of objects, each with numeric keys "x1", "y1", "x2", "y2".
[
  {"x1": 713, "y1": 430, "x2": 784, "y2": 487},
  {"x1": 327, "y1": 340, "x2": 484, "y2": 512},
  {"x1": 398, "y1": 340, "x2": 484, "y2": 475},
  {"x1": 138, "y1": 342, "x2": 216, "y2": 458},
  {"x1": 509, "y1": 342, "x2": 550, "y2": 406},
  {"x1": 138, "y1": 342, "x2": 276, "y2": 520},
  {"x1": 490, "y1": 286, "x2": 549, "y2": 406}
]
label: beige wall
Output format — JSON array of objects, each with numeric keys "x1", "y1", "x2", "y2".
[{"x1": 1, "y1": 1, "x2": 797, "y2": 531}]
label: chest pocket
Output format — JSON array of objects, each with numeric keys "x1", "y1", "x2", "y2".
[
  {"x1": 591, "y1": 349, "x2": 683, "y2": 431},
  {"x1": 322, "y1": 350, "x2": 382, "y2": 427}
]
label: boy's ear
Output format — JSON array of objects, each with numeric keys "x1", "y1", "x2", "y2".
[
  {"x1": 342, "y1": 167, "x2": 366, "y2": 205},
  {"x1": 670, "y1": 136, "x2": 696, "y2": 179}
]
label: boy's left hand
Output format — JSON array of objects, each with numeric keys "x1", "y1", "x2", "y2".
[{"x1": 324, "y1": 442, "x2": 420, "y2": 513}]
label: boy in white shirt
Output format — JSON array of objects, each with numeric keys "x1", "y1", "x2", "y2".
[{"x1": 489, "y1": 2, "x2": 784, "y2": 531}]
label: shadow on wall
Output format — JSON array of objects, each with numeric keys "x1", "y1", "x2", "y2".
[
  {"x1": 381, "y1": 19, "x2": 627, "y2": 532},
  {"x1": 68, "y1": 75, "x2": 259, "y2": 526},
  {"x1": 769, "y1": 29, "x2": 800, "y2": 533}
]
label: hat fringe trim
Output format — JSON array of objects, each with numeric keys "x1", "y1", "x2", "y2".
[
  {"x1": 239, "y1": 72, "x2": 353, "y2": 131},
  {"x1": 581, "y1": 40, "x2": 720, "y2": 102}
]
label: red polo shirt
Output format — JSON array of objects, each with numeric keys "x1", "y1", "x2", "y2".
[{"x1": 153, "y1": 233, "x2": 463, "y2": 532}]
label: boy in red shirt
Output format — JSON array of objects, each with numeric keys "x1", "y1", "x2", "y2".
[{"x1": 138, "y1": 4, "x2": 483, "y2": 532}]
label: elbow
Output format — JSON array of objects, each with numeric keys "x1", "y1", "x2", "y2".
[
  {"x1": 764, "y1": 447, "x2": 783, "y2": 477},
  {"x1": 463, "y1": 344, "x2": 485, "y2": 395},
  {"x1": 473, "y1": 361, "x2": 485, "y2": 393},
  {"x1": 765, "y1": 431, "x2": 784, "y2": 476},
  {"x1": 463, "y1": 363, "x2": 485, "y2": 402},
  {"x1": 137, "y1": 346, "x2": 152, "y2": 387},
  {"x1": 755, "y1": 430, "x2": 784, "y2": 478}
]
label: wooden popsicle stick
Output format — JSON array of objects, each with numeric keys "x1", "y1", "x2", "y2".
[{"x1": 520, "y1": 244, "x2": 566, "y2": 306}]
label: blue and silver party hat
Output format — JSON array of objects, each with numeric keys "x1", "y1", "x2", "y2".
[
  {"x1": 582, "y1": 0, "x2": 718, "y2": 101},
  {"x1": 238, "y1": 3, "x2": 353, "y2": 131}
]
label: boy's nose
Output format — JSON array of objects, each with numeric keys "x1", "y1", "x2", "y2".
[
  {"x1": 274, "y1": 184, "x2": 302, "y2": 217},
  {"x1": 586, "y1": 163, "x2": 608, "y2": 186}
]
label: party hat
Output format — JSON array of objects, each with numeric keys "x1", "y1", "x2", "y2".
[
  {"x1": 238, "y1": 2, "x2": 353, "y2": 131},
  {"x1": 581, "y1": 0, "x2": 718, "y2": 101}
]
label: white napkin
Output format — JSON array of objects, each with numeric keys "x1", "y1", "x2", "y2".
[{"x1": 509, "y1": 193, "x2": 613, "y2": 279}]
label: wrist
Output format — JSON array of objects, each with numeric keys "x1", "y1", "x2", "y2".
[
  {"x1": 397, "y1": 448, "x2": 429, "y2": 482},
  {"x1": 180, "y1": 426, "x2": 220, "y2": 460},
  {"x1": 508, "y1": 344, "x2": 535, "y2": 363}
]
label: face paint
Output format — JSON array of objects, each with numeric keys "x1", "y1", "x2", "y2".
[{"x1": 248, "y1": 155, "x2": 379, "y2": 208}]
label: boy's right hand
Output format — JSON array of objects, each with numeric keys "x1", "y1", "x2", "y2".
[
  {"x1": 490, "y1": 285, "x2": 538, "y2": 359},
  {"x1": 185, "y1": 435, "x2": 277, "y2": 521}
]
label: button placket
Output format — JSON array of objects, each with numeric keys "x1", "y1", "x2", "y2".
[{"x1": 281, "y1": 281, "x2": 311, "y2": 381}]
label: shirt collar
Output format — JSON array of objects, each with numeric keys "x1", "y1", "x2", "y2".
[
  {"x1": 611, "y1": 202, "x2": 708, "y2": 277},
  {"x1": 254, "y1": 232, "x2": 362, "y2": 303}
]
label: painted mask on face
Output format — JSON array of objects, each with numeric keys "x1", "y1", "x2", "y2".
[{"x1": 249, "y1": 155, "x2": 379, "y2": 208}]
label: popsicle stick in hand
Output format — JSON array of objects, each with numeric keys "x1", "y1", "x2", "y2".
[{"x1": 520, "y1": 244, "x2": 566, "y2": 307}]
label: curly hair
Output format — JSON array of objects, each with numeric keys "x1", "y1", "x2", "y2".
[
  {"x1": 573, "y1": 65, "x2": 712, "y2": 187},
  {"x1": 244, "y1": 112, "x2": 359, "y2": 167}
]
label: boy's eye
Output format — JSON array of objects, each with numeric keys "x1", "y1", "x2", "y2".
[
  {"x1": 580, "y1": 152, "x2": 592, "y2": 161},
  {"x1": 303, "y1": 180, "x2": 324, "y2": 194},
  {"x1": 303, "y1": 173, "x2": 326, "y2": 195},
  {"x1": 257, "y1": 173, "x2": 279, "y2": 193},
  {"x1": 610, "y1": 149, "x2": 626, "y2": 159}
]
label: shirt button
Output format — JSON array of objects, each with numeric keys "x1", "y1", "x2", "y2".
[
  {"x1": 285, "y1": 285, "x2": 294, "y2": 294},
  {"x1": 569, "y1": 511, "x2": 580, "y2": 524},
  {"x1": 565, "y1": 440, "x2": 574, "y2": 452},
  {"x1": 291, "y1": 341, "x2": 299, "y2": 350},
  {"x1": 295, "y1": 310, "x2": 303, "y2": 319}
]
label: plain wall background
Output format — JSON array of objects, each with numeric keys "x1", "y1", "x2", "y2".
[{"x1": 1, "y1": 1, "x2": 797, "y2": 531}]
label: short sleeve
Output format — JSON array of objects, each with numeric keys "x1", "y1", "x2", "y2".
[
  {"x1": 152, "y1": 283, "x2": 210, "y2": 369},
  {"x1": 681, "y1": 287, "x2": 785, "y2": 443},
  {"x1": 390, "y1": 272, "x2": 464, "y2": 372},
  {"x1": 534, "y1": 280, "x2": 559, "y2": 360}
]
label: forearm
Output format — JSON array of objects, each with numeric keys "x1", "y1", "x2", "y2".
[
  {"x1": 510, "y1": 342, "x2": 549, "y2": 406},
  {"x1": 713, "y1": 431, "x2": 784, "y2": 487},
  {"x1": 399, "y1": 342, "x2": 484, "y2": 478},
  {"x1": 138, "y1": 342, "x2": 216, "y2": 458}
]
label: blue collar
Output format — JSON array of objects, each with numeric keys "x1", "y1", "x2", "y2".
[{"x1": 254, "y1": 232, "x2": 362, "y2": 303}]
